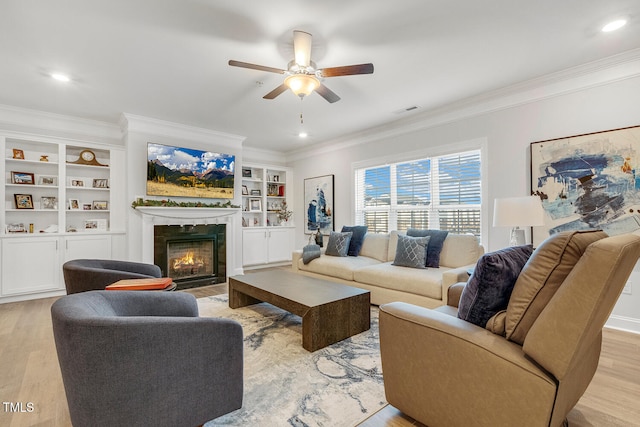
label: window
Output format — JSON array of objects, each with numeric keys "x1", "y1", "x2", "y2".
[{"x1": 355, "y1": 150, "x2": 481, "y2": 237}]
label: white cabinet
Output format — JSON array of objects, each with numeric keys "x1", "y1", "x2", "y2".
[
  {"x1": 64, "y1": 234, "x2": 112, "y2": 261},
  {"x1": 242, "y1": 227, "x2": 294, "y2": 267},
  {"x1": 1, "y1": 237, "x2": 61, "y2": 295}
]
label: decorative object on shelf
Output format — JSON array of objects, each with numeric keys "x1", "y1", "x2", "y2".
[
  {"x1": 250, "y1": 189, "x2": 261, "y2": 196},
  {"x1": 242, "y1": 185, "x2": 248, "y2": 195},
  {"x1": 304, "y1": 174, "x2": 334, "y2": 234},
  {"x1": 39, "y1": 155, "x2": 49, "y2": 162},
  {"x1": 249, "y1": 198, "x2": 262, "y2": 212},
  {"x1": 147, "y1": 142, "x2": 234, "y2": 199},
  {"x1": 41, "y1": 196, "x2": 58, "y2": 210},
  {"x1": 70, "y1": 179, "x2": 85, "y2": 187},
  {"x1": 242, "y1": 217, "x2": 247, "y2": 227},
  {"x1": 12, "y1": 148, "x2": 25, "y2": 159},
  {"x1": 14, "y1": 194, "x2": 34, "y2": 209},
  {"x1": 531, "y1": 125, "x2": 640, "y2": 246},
  {"x1": 267, "y1": 183, "x2": 279, "y2": 196},
  {"x1": 84, "y1": 219, "x2": 107, "y2": 231},
  {"x1": 11, "y1": 171, "x2": 35, "y2": 185},
  {"x1": 277, "y1": 200, "x2": 293, "y2": 225},
  {"x1": 6, "y1": 223, "x2": 26, "y2": 233},
  {"x1": 92, "y1": 200, "x2": 108, "y2": 210},
  {"x1": 242, "y1": 168, "x2": 252, "y2": 178},
  {"x1": 68, "y1": 149, "x2": 108, "y2": 167},
  {"x1": 29, "y1": 223, "x2": 34, "y2": 233},
  {"x1": 38, "y1": 175, "x2": 57, "y2": 186},
  {"x1": 83, "y1": 204, "x2": 92, "y2": 210},
  {"x1": 130, "y1": 198, "x2": 239, "y2": 209},
  {"x1": 69, "y1": 199, "x2": 80, "y2": 210},
  {"x1": 272, "y1": 175, "x2": 279, "y2": 182},
  {"x1": 93, "y1": 178, "x2": 109, "y2": 188},
  {"x1": 42, "y1": 224, "x2": 58, "y2": 233}
]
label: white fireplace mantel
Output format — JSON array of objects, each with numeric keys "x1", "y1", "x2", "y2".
[{"x1": 134, "y1": 207, "x2": 243, "y2": 277}]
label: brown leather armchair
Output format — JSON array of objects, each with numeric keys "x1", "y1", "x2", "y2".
[{"x1": 379, "y1": 232, "x2": 640, "y2": 427}]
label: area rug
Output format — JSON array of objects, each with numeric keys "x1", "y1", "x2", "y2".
[{"x1": 198, "y1": 295, "x2": 386, "y2": 427}]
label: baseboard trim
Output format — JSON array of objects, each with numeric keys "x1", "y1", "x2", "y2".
[{"x1": 605, "y1": 314, "x2": 640, "y2": 335}]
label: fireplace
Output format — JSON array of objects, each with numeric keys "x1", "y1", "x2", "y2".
[{"x1": 154, "y1": 224, "x2": 226, "y2": 290}]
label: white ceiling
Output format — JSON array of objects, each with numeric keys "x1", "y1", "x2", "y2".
[{"x1": 1, "y1": 0, "x2": 640, "y2": 153}]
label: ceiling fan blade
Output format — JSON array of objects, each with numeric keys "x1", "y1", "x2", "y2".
[
  {"x1": 293, "y1": 30, "x2": 312, "y2": 67},
  {"x1": 315, "y1": 83, "x2": 341, "y2": 103},
  {"x1": 319, "y1": 63, "x2": 374, "y2": 77},
  {"x1": 228, "y1": 60, "x2": 285, "y2": 74},
  {"x1": 263, "y1": 84, "x2": 289, "y2": 100}
]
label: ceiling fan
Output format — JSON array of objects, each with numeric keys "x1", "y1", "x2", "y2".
[{"x1": 228, "y1": 30, "x2": 374, "y2": 103}]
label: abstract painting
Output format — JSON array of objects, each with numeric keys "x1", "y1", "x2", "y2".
[
  {"x1": 530, "y1": 125, "x2": 640, "y2": 245},
  {"x1": 304, "y1": 174, "x2": 334, "y2": 234}
]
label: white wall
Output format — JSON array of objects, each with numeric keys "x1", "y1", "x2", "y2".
[{"x1": 287, "y1": 72, "x2": 640, "y2": 333}]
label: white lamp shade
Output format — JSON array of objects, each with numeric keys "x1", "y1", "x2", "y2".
[{"x1": 493, "y1": 196, "x2": 545, "y2": 227}]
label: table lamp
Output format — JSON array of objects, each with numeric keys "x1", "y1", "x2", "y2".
[{"x1": 493, "y1": 196, "x2": 545, "y2": 246}]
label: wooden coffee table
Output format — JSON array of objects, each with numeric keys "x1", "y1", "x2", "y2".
[{"x1": 229, "y1": 270, "x2": 371, "y2": 352}]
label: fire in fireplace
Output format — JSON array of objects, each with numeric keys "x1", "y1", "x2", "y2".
[{"x1": 154, "y1": 224, "x2": 226, "y2": 289}]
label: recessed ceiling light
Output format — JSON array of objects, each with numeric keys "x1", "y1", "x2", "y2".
[
  {"x1": 298, "y1": 131, "x2": 308, "y2": 138},
  {"x1": 51, "y1": 73, "x2": 71, "y2": 82},
  {"x1": 602, "y1": 19, "x2": 627, "y2": 32}
]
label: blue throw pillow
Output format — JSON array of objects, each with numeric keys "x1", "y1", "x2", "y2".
[
  {"x1": 406, "y1": 229, "x2": 449, "y2": 268},
  {"x1": 341, "y1": 225, "x2": 368, "y2": 256},
  {"x1": 458, "y1": 245, "x2": 533, "y2": 328},
  {"x1": 392, "y1": 235, "x2": 431, "y2": 268},
  {"x1": 325, "y1": 231, "x2": 353, "y2": 257}
]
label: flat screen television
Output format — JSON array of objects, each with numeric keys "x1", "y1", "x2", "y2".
[{"x1": 147, "y1": 142, "x2": 235, "y2": 199}]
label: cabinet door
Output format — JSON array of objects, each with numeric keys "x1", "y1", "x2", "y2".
[
  {"x1": 242, "y1": 229, "x2": 269, "y2": 266},
  {"x1": 266, "y1": 228, "x2": 294, "y2": 263},
  {"x1": 64, "y1": 235, "x2": 112, "y2": 261},
  {"x1": 1, "y1": 237, "x2": 61, "y2": 295}
]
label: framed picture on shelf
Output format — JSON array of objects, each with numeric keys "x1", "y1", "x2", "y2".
[
  {"x1": 70, "y1": 179, "x2": 85, "y2": 187},
  {"x1": 93, "y1": 178, "x2": 109, "y2": 188},
  {"x1": 69, "y1": 199, "x2": 80, "y2": 210},
  {"x1": 83, "y1": 203, "x2": 92, "y2": 210},
  {"x1": 242, "y1": 168, "x2": 252, "y2": 178},
  {"x1": 12, "y1": 149, "x2": 24, "y2": 159},
  {"x1": 14, "y1": 194, "x2": 34, "y2": 209},
  {"x1": 242, "y1": 185, "x2": 248, "y2": 195},
  {"x1": 11, "y1": 171, "x2": 35, "y2": 185},
  {"x1": 38, "y1": 175, "x2": 57, "y2": 186},
  {"x1": 304, "y1": 174, "x2": 334, "y2": 234},
  {"x1": 92, "y1": 200, "x2": 108, "y2": 210},
  {"x1": 249, "y1": 198, "x2": 262, "y2": 212},
  {"x1": 84, "y1": 219, "x2": 107, "y2": 231},
  {"x1": 41, "y1": 196, "x2": 57, "y2": 209},
  {"x1": 250, "y1": 189, "x2": 261, "y2": 196},
  {"x1": 6, "y1": 223, "x2": 26, "y2": 233}
]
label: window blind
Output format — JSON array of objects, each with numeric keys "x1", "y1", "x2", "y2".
[{"x1": 355, "y1": 150, "x2": 481, "y2": 238}]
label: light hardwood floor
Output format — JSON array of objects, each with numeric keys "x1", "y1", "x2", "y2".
[{"x1": 1, "y1": 283, "x2": 639, "y2": 427}]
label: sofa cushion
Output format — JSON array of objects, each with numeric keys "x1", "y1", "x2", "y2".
[
  {"x1": 407, "y1": 229, "x2": 449, "y2": 268},
  {"x1": 505, "y1": 230, "x2": 607, "y2": 344},
  {"x1": 354, "y1": 262, "x2": 445, "y2": 300},
  {"x1": 298, "y1": 254, "x2": 381, "y2": 281},
  {"x1": 360, "y1": 232, "x2": 390, "y2": 262},
  {"x1": 458, "y1": 245, "x2": 533, "y2": 328},
  {"x1": 325, "y1": 231, "x2": 353, "y2": 257},
  {"x1": 302, "y1": 244, "x2": 321, "y2": 264},
  {"x1": 392, "y1": 235, "x2": 430, "y2": 268},
  {"x1": 439, "y1": 234, "x2": 482, "y2": 268},
  {"x1": 341, "y1": 225, "x2": 368, "y2": 256}
]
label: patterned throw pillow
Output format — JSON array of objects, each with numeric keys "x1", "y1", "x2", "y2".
[
  {"x1": 392, "y1": 235, "x2": 431, "y2": 268},
  {"x1": 325, "y1": 231, "x2": 353, "y2": 257},
  {"x1": 406, "y1": 229, "x2": 449, "y2": 268}
]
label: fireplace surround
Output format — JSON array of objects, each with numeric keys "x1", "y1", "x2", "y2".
[{"x1": 154, "y1": 224, "x2": 226, "y2": 289}]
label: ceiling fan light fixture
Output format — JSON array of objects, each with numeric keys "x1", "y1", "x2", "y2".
[{"x1": 285, "y1": 74, "x2": 320, "y2": 97}]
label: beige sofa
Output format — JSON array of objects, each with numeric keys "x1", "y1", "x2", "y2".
[{"x1": 292, "y1": 231, "x2": 484, "y2": 308}]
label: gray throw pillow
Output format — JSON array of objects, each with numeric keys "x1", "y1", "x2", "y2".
[
  {"x1": 458, "y1": 245, "x2": 533, "y2": 328},
  {"x1": 325, "y1": 231, "x2": 353, "y2": 257},
  {"x1": 392, "y1": 235, "x2": 431, "y2": 268},
  {"x1": 302, "y1": 244, "x2": 321, "y2": 264},
  {"x1": 407, "y1": 229, "x2": 449, "y2": 268}
]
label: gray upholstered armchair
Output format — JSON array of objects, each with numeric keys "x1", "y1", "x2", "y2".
[
  {"x1": 51, "y1": 291, "x2": 243, "y2": 427},
  {"x1": 62, "y1": 259, "x2": 163, "y2": 294},
  {"x1": 379, "y1": 232, "x2": 640, "y2": 427}
]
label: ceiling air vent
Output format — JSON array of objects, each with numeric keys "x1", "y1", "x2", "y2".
[{"x1": 393, "y1": 105, "x2": 420, "y2": 114}]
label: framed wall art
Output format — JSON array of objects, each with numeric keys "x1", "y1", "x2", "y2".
[
  {"x1": 11, "y1": 171, "x2": 35, "y2": 185},
  {"x1": 304, "y1": 174, "x2": 334, "y2": 234},
  {"x1": 14, "y1": 194, "x2": 34, "y2": 209},
  {"x1": 530, "y1": 125, "x2": 640, "y2": 245}
]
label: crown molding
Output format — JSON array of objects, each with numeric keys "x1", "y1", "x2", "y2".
[
  {"x1": 0, "y1": 103, "x2": 121, "y2": 144},
  {"x1": 285, "y1": 48, "x2": 640, "y2": 163},
  {"x1": 120, "y1": 113, "x2": 245, "y2": 149}
]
